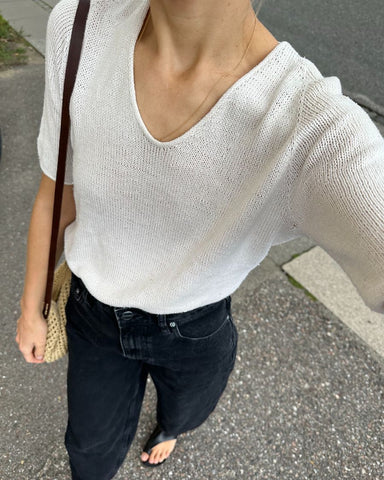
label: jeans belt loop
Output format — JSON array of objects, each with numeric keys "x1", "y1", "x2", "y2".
[
  {"x1": 226, "y1": 295, "x2": 231, "y2": 310},
  {"x1": 157, "y1": 313, "x2": 168, "y2": 331}
]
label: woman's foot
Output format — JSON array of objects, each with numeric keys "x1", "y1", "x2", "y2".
[{"x1": 141, "y1": 438, "x2": 177, "y2": 465}]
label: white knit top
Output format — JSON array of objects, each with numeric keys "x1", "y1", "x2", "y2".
[{"x1": 37, "y1": 0, "x2": 384, "y2": 314}]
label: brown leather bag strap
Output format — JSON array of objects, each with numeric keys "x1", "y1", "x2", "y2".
[{"x1": 43, "y1": 0, "x2": 90, "y2": 319}]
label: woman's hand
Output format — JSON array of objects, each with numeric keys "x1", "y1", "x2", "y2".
[{"x1": 15, "y1": 306, "x2": 48, "y2": 364}]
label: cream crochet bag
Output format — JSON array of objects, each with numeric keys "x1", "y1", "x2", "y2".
[
  {"x1": 44, "y1": 261, "x2": 72, "y2": 362},
  {"x1": 41, "y1": 0, "x2": 90, "y2": 362}
]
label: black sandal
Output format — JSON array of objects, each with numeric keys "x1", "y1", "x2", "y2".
[{"x1": 141, "y1": 424, "x2": 178, "y2": 467}]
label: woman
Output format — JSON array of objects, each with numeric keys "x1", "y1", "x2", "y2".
[{"x1": 16, "y1": 0, "x2": 384, "y2": 479}]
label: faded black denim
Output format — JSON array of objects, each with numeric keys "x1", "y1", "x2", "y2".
[{"x1": 64, "y1": 270, "x2": 238, "y2": 480}]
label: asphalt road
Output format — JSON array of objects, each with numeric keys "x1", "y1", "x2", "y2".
[{"x1": 259, "y1": 0, "x2": 384, "y2": 111}]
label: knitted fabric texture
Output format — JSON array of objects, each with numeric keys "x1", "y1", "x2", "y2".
[
  {"x1": 37, "y1": 0, "x2": 384, "y2": 314},
  {"x1": 44, "y1": 261, "x2": 71, "y2": 362}
]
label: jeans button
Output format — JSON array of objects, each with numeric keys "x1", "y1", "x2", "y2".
[
  {"x1": 75, "y1": 288, "x2": 80, "y2": 295},
  {"x1": 169, "y1": 322, "x2": 176, "y2": 328}
]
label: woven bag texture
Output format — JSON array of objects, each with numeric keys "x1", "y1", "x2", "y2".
[{"x1": 44, "y1": 260, "x2": 72, "y2": 363}]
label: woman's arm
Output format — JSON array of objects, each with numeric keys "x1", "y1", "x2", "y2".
[
  {"x1": 16, "y1": 174, "x2": 76, "y2": 363},
  {"x1": 21, "y1": 174, "x2": 76, "y2": 311},
  {"x1": 289, "y1": 75, "x2": 384, "y2": 314},
  {"x1": 16, "y1": 1, "x2": 78, "y2": 363}
]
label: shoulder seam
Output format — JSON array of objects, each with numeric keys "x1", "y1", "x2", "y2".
[{"x1": 285, "y1": 60, "x2": 313, "y2": 233}]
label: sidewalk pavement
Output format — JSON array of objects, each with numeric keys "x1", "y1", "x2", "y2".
[{"x1": 0, "y1": 2, "x2": 383, "y2": 480}]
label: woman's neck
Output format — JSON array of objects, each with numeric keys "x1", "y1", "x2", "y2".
[{"x1": 140, "y1": 0, "x2": 260, "y2": 78}]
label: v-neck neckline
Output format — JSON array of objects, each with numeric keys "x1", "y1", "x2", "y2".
[{"x1": 128, "y1": 1, "x2": 290, "y2": 148}]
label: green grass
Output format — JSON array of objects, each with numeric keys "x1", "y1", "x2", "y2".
[
  {"x1": 285, "y1": 251, "x2": 318, "y2": 301},
  {"x1": 286, "y1": 273, "x2": 318, "y2": 302},
  {"x1": 0, "y1": 13, "x2": 29, "y2": 68}
]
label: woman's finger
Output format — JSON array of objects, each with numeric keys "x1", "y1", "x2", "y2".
[{"x1": 22, "y1": 349, "x2": 43, "y2": 364}]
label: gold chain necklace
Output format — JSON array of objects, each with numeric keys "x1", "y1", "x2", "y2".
[{"x1": 135, "y1": 9, "x2": 258, "y2": 142}]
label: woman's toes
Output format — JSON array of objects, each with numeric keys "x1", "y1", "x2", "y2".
[
  {"x1": 141, "y1": 452, "x2": 149, "y2": 462},
  {"x1": 153, "y1": 450, "x2": 165, "y2": 464},
  {"x1": 149, "y1": 451, "x2": 157, "y2": 463},
  {"x1": 142, "y1": 438, "x2": 176, "y2": 464}
]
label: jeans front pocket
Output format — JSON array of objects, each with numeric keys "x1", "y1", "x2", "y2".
[
  {"x1": 65, "y1": 273, "x2": 100, "y2": 345},
  {"x1": 69, "y1": 272, "x2": 90, "y2": 306},
  {"x1": 170, "y1": 301, "x2": 230, "y2": 341}
]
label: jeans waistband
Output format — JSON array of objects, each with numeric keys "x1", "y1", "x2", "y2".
[{"x1": 70, "y1": 271, "x2": 231, "y2": 322}]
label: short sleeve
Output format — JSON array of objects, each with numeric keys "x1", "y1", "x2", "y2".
[
  {"x1": 37, "y1": 0, "x2": 78, "y2": 185},
  {"x1": 290, "y1": 73, "x2": 384, "y2": 314}
]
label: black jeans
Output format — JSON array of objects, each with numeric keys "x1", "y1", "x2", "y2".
[{"x1": 64, "y1": 271, "x2": 238, "y2": 480}]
